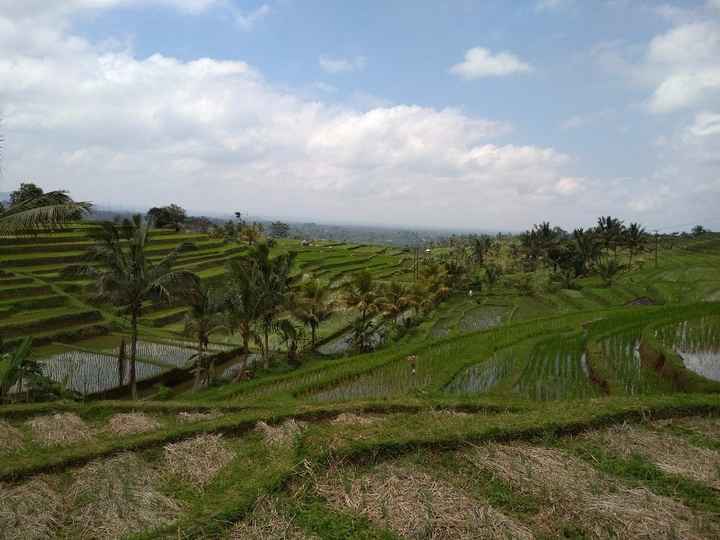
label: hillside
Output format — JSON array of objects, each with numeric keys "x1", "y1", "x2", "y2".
[{"x1": 1, "y1": 228, "x2": 720, "y2": 538}]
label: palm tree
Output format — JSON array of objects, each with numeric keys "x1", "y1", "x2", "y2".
[
  {"x1": 381, "y1": 280, "x2": 415, "y2": 324},
  {"x1": 225, "y1": 259, "x2": 262, "y2": 353},
  {"x1": 624, "y1": 222, "x2": 647, "y2": 267},
  {"x1": 293, "y1": 278, "x2": 334, "y2": 349},
  {"x1": 0, "y1": 191, "x2": 92, "y2": 236},
  {"x1": 597, "y1": 258, "x2": 624, "y2": 287},
  {"x1": 240, "y1": 222, "x2": 263, "y2": 246},
  {"x1": 573, "y1": 228, "x2": 601, "y2": 275},
  {"x1": 341, "y1": 270, "x2": 383, "y2": 352},
  {"x1": 0, "y1": 338, "x2": 38, "y2": 401},
  {"x1": 77, "y1": 215, "x2": 196, "y2": 399},
  {"x1": 183, "y1": 280, "x2": 226, "y2": 390},
  {"x1": 241, "y1": 242, "x2": 295, "y2": 369},
  {"x1": 597, "y1": 216, "x2": 625, "y2": 259}
]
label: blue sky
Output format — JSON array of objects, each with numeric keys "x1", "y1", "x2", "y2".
[{"x1": 1, "y1": 0, "x2": 719, "y2": 230}]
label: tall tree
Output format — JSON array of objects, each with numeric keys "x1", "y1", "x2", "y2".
[
  {"x1": 572, "y1": 228, "x2": 602, "y2": 276},
  {"x1": 147, "y1": 204, "x2": 187, "y2": 231},
  {"x1": 597, "y1": 216, "x2": 625, "y2": 259},
  {"x1": 624, "y1": 222, "x2": 647, "y2": 267},
  {"x1": 225, "y1": 259, "x2": 262, "y2": 353},
  {"x1": 76, "y1": 215, "x2": 196, "y2": 398},
  {"x1": 293, "y1": 278, "x2": 334, "y2": 349},
  {"x1": 9, "y1": 182, "x2": 44, "y2": 205},
  {"x1": 183, "y1": 280, "x2": 226, "y2": 390},
  {"x1": 242, "y1": 242, "x2": 295, "y2": 369},
  {"x1": 341, "y1": 270, "x2": 383, "y2": 352},
  {"x1": 381, "y1": 280, "x2": 416, "y2": 329},
  {"x1": 270, "y1": 221, "x2": 290, "y2": 238},
  {"x1": 241, "y1": 222, "x2": 263, "y2": 245}
]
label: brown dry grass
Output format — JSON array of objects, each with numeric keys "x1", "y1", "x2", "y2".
[
  {"x1": 163, "y1": 433, "x2": 234, "y2": 489},
  {"x1": 0, "y1": 419, "x2": 24, "y2": 452},
  {"x1": 229, "y1": 496, "x2": 318, "y2": 540},
  {"x1": 26, "y1": 413, "x2": 93, "y2": 446},
  {"x1": 315, "y1": 462, "x2": 533, "y2": 539},
  {"x1": 429, "y1": 409, "x2": 473, "y2": 418},
  {"x1": 66, "y1": 452, "x2": 181, "y2": 539},
  {"x1": 464, "y1": 442, "x2": 715, "y2": 539},
  {"x1": 256, "y1": 419, "x2": 305, "y2": 448},
  {"x1": 105, "y1": 413, "x2": 161, "y2": 435},
  {"x1": 330, "y1": 413, "x2": 378, "y2": 426},
  {"x1": 584, "y1": 423, "x2": 720, "y2": 489},
  {"x1": 176, "y1": 410, "x2": 222, "y2": 423},
  {"x1": 655, "y1": 416, "x2": 720, "y2": 438},
  {"x1": 0, "y1": 478, "x2": 62, "y2": 540}
]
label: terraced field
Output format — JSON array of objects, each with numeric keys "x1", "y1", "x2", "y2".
[
  {"x1": 1, "y1": 230, "x2": 719, "y2": 538},
  {"x1": 0, "y1": 224, "x2": 414, "y2": 394}
]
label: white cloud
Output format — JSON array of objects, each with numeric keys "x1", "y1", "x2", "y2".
[
  {"x1": 688, "y1": 111, "x2": 720, "y2": 137},
  {"x1": 0, "y1": 3, "x2": 644, "y2": 230},
  {"x1": 644, "y1": 21, "x2": 720, "y2": 113},
  {"x1": 450, "y1": 47, "x2": 532, "y2": 79},
  {"x1": 318, "y1": 55, "x2": 366, "y2": 74},
  {"x1": 232, "y1": 4, "x2": 270, "y2": 30}
]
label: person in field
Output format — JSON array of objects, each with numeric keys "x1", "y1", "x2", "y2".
[{"x1": 407, "y1": 354, "x2": 417, "y2": 376}]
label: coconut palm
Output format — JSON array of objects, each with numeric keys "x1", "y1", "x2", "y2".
[
  {"x1": 341, "y1": 270, "x2": 383, "y2": 352},
  {"x1": 225, "y1": 260, "x2": 262, "y2": 353},
  {"x1": 573, "y1": 228, "x2": 602, "y2": 275},
  {"x1": 293, "y1": 278, "x2": 334, "y2": 349},
  {"x1": 624, "y1": 222, "x2": 647, "y2": 267},
  {"x1": 76, "y1": 215, "x2": 196, "y2": 399},
  {"x1": 240, "y1": 222, "x2": 264, "y2": 246},
  {"x1": 183, "y1": 280, "x2": 226, "y2": 390},
  {"x1": 597, "y1": 258, "x2": 624, "y2": 287},
  {"x1": 0, "y1": 338, "x2": 38, "y2": 401},
  {"x1": 0, "y1": 190, "x2": 92, "y2": 236},
  {"x1": 597, "y1": 216, "x2": 625, "y2": 259},
  {"x1": 381, "y1": 280, "x2": 416, "y2": 324},
  {"x1": 240, "y1": 242, "x2": 295, "y2": 369}
]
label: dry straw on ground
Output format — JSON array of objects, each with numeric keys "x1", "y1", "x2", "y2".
[
  {"x1": 655, "y1": 416, "x2": 720, "y2": 438},
  {"x1": 176, "y1": 410, "x2": 222, "y2": 423},
  {"x1": 316, "y1": 462, "x2": 533, "y2": 539},
  {"x1": 66, "y1": 452, "x2": 181, "y2": 539},
  {"x1": 465, "y1": 442, "x2": 716, "y2": 539},
  {"x1": 330, "y1": 413, "x2": 378, "y2": 426},
  {"x1": 105, "y1": 412, "x2": 161, "y2": 435},
  {"x1": 0, "y1": 478, "x2": 62, "y2": 540},
  {"x1": 163, "y1": 433, "x2": 234, "y2": 488},
  {"x1": 584, "y1": 423, "x2": 720, "y2": 489},
  {"x1": 0, "y1": 419, "x2": 24, "y2": 452},
  {"x1": 256, "y1": 419, "x2": 305, "y2": 448},
  {"x1": 229, "y1": 496, "x2": 318, "y2": 540},
  {"x1": 429, "y1": 409, "x2": 473, "y2": 418},
  {"x1": 26, "y1": 413, "x2": 93, "y2": 446}
]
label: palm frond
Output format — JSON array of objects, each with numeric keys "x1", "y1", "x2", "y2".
[{"x1": 0, "y1": 191, "x2": 92, "y2": 236}]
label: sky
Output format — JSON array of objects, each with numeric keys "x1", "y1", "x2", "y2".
[{"x1": 1, "y1": 0, "x2": 719, "y2": 231}]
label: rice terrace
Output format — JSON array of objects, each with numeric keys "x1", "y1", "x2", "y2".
[
  {"x1": 2, "y1": 1, "x2": 720, "y2": 538},
  {"x1": 1, "y1": 194, "x2": 719, "y2": 539}
]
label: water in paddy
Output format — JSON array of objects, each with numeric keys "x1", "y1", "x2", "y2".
[
  {"x1": 655, "y1": 316, "x2": 720, "y2": 382},
  {"x1": 458, "y1": 305, "x2": 508, "y2": 333},
  {"x1": 446, "y1": 337, "x2": 599, "y2": 400},
  {"x1": 597, "y1": 332, "x2": 655, "y2": 395}
]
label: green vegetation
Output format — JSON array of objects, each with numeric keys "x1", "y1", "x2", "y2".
[{"x1": 1, "y1": 206, "x2": 719, "y2": 537}]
